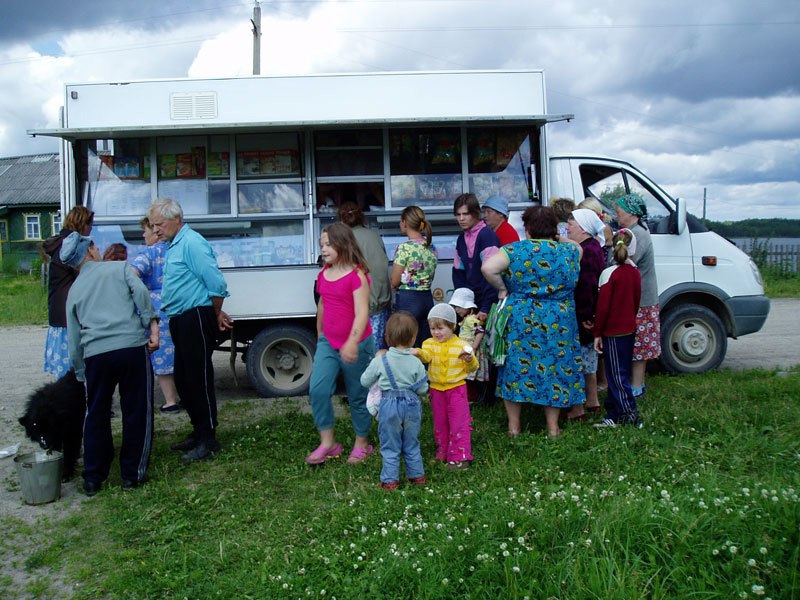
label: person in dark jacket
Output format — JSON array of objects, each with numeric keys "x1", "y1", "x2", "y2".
[
  {"x1": 452, "y1": 193, "x2": 500, "y2": 320},
  {"x1": 452, "y1": 193, "x2": 501, "y2": 406},
  {"x1": 41, "y1": 206, "x2": 93, "y2": 378}
]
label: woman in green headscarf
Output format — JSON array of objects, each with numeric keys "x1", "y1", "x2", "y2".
[{"x1": 614, "y1": 193, "x2": 660, "y2": 397}]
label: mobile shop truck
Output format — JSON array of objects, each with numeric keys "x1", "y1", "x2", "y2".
[{"x1": 30, "y1": 70, "x2": 770, "y2": 398}]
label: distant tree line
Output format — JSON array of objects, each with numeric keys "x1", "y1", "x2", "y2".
[{"x1": 701, "y1": 218, "x2": 800, "y2": 238}]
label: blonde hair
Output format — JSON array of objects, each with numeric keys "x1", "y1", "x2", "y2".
[
  {"x1": 401, "y1": 205, "x2": 432, "y2": 248},
  {"x1": 578, "y1": 197, "x2": 605, "y2": 217}
]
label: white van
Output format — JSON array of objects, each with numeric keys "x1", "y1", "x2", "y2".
[{"x1": 29, "y1": 70, "x2": 769, "y2": 396}]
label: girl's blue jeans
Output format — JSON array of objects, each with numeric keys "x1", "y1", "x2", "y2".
[
  {"x1": 377, "y1": 390, "x2": 424, "y2": 483},
  {"x1": 309, "y1": 335, "x2": 374, "y2": 437}
]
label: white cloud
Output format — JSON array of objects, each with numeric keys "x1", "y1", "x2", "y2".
[{"x1": 0, "y1": 0, "x2": 797, "y2": 221}]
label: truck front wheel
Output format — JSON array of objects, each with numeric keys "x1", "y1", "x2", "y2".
[
  {"x1": 246, "y1": 325, "x2": 316, "y2": 398},
  {"x1": 659, "y1": 304, "x2": 727, "y2": 374}
]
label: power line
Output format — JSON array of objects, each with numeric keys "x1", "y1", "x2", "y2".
[{"x1": 339, "y1": 21, "x2": 800, "y2": 32}]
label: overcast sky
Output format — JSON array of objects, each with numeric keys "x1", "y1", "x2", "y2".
[{"x1": 0, "y1": 0, "x2": 798, "y2": 221}]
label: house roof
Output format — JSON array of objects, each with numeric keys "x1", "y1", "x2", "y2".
[{"x1": 0, "y1": 153, "x2": 59, "y2": 208}]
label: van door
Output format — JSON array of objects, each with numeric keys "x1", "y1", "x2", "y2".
[{"x1": 571, "y1": 159, "x2": 693, "y2": 298}]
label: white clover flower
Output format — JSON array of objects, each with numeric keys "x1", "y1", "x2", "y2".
[
  {"x1": 760, "y1": 547, "x2": 768, "y2": 555},
  {"x1": 712, "y1": 549, "x2": 720, "y2": 556},
  {"x1": 442, "y1": 578, "x2": 449, "y2": 585},
  {"x1": 584, "y1": 539, "x2": 592, "y2": 547},
  {"x1": 282, "y1": 583, "x2": 289, "y2": 590},
  {"x1": 320, "y1": 591, "x2": 326, "y2": 596},
  {"x1": 508, "y1": 521, "x2": 515, "y2": 528},
  {"x1": 730, "y1": 546, "x2": 738, "y2": 554},
  {"x1": 752, "y1": 584, "x2": 765, "y2": 596},
  {"x1": 518, "y1": 537, "x2": 525, "y2": 545},
  {"x1": 512, "y1": 566, "x2": 521, "y2": 573},
  {"x1": 500, "y1": 542, "x2": 508, "y2": 550},
  {"x1": 568, "y1": 542, "x2": 574, "y2": 548}
]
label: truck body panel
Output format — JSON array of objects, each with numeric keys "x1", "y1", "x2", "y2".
[{"x1": 29, "y1": 69, "x2": 769, "y2": 393}]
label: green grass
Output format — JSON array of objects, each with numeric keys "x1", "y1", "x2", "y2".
[
  {"x1": 0, "y1": 273, "x2": 48, "y2": 326},
  {"x1": 8, "y1": 369, "x2": 799, "y2": 599},
  {"x1": 761, "y1": 267, "x2": 800, "y2": 298}
]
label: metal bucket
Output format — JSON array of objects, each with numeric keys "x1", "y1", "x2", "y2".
[{"x1": 14, "y1": 451, "x2": 63, "y2": 505}]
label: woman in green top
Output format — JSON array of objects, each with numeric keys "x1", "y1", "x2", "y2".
[{"x1": 391, "y1": 206, "x2": 438, "y2": 346}]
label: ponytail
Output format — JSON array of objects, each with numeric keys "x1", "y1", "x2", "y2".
[
  {"x1": 401, "y1": 205, "x2": 433, "y2": 248},
  {"x1": 611, "y1": 229, "x2": 634, "y2": 266}
]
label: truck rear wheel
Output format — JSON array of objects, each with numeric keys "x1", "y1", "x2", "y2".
[
  {"x1": 246, "y1": 325, "x2": 316, "y2": 397},
  {"x1": 659, "y1": 304, "x2": 727, "y2": 374}
]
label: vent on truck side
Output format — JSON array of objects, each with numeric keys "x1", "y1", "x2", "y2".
[{"x1": 170, "y1": 92, "x2": 218, "y2": 120}]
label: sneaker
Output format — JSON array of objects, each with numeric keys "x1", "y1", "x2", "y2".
[
  {"x1": 181, "y1": 438, "x2": 221, "y2": 463},
  {"x1": 407, "y1": 476, "x2": 426, "y2": 485},
  {"x1": 594, "y1": 418, "x2": 618, "y2": 429},
  {"x1": 446, "y1": 460, "x2": 470, "y2": 470},
  {"x1": 160, "y1": 404, "x2": 181, "y2": 414},
  {"x1": 381, "y1": 481, "x2": 400, "y2": 490},
  {"x1": 171, "y1": 433, "x2": 198, "y2": 452},
  {"x1": 305, "y1": 443, "x2": 344, "y2": 465}
]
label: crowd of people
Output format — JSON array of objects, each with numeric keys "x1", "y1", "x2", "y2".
[{"x1": 41, "y1": 190, "x2": 660, "y2": 494}]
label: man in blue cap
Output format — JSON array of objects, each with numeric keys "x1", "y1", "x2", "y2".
[{"x1": 482, "y1": 195, "x2": 520, "y2": 246}]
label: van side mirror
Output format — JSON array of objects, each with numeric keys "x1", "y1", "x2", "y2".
[{"x1": 675, "y1": 197, "x2": 687, "y2": 234}]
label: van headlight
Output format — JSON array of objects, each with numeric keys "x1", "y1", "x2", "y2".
[{"x1": 749, "y1": 258, "x2": 764, "y2": 288}]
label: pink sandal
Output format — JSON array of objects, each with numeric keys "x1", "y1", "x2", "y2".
[
  {"x1": 305, "y1": 443, "x2": 343, "y2": 465},
  {"x1": 346, "y1": 444, "x2": 374, "y2": 464}
]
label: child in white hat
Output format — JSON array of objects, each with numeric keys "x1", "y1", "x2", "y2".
[
  {"x1": 412, "y1": 302, "x2": 479, "y2": 470},
  {"x1": 448, "y1": 288, "x2": 489, "y2": 402}
]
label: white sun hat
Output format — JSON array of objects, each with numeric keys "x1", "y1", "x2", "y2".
[{"x1": 448, "y1": 287, "x2": 477, "y2": 310}]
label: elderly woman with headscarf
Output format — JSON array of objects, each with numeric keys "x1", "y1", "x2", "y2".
[
  {"x1": 614, "y1": 193, "x2": 660, "y2": 397},
  {"x1": 564, "y1": 208, "x2": 607, "y2": 420}
]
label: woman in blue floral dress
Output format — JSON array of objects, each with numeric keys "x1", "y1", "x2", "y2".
[
  {"x1": 482, "y1": 206, "x2": 585, "y2": 438},
  {"x1": 130, "y1": 216, "x2": 180, "y2": 413}
]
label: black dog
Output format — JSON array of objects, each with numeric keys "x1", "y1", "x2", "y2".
[{"x1": 19, "y1": 370, "x2": 87, "y2": 482}]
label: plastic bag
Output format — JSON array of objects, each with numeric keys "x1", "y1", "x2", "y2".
[
  {"x1": 366, "y1": 383, "x2": 382, "y2": 417},
  {"x1": 483, "y1": 297, "x2": 509, "y2": 366}
]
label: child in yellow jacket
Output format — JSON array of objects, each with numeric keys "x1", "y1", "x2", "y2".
[{"x1": 414, "y1": 303, "x2": 478, "y2": 469}]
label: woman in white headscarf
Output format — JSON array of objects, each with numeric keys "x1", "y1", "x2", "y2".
[{"x1": 564, "y1": 209, "x2": 607, "y2": 420}]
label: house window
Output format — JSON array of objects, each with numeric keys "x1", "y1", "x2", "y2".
[
  {"x1": 0, "y1": 220, "x2": 7, "y2": 241},
  {"x1": 51, "y1": 213, "x2": 62, "y2": 235},
  {"x1": 25, "y1": 214, "x2": 41, "y2": 240}
]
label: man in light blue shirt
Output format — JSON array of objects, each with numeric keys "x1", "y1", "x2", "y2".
[{"x1": 149, "y1": 198, "x2": 233, "y2": 463}]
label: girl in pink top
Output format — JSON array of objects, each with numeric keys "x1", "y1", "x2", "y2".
[{"x1": 306, "y1": 223, "x2": 376, "y2": 465}]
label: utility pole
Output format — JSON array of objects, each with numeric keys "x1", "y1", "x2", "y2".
[
  {"x1": 251, "y1": 1, "x2": 261, "y2": 75},
  {"x1": 702, "y1": 187, "x2": 707, "y2": 220}
]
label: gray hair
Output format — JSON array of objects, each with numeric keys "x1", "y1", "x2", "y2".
[{"x1": 149, "y1": 198, "x2": 183, "y2": 221}]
